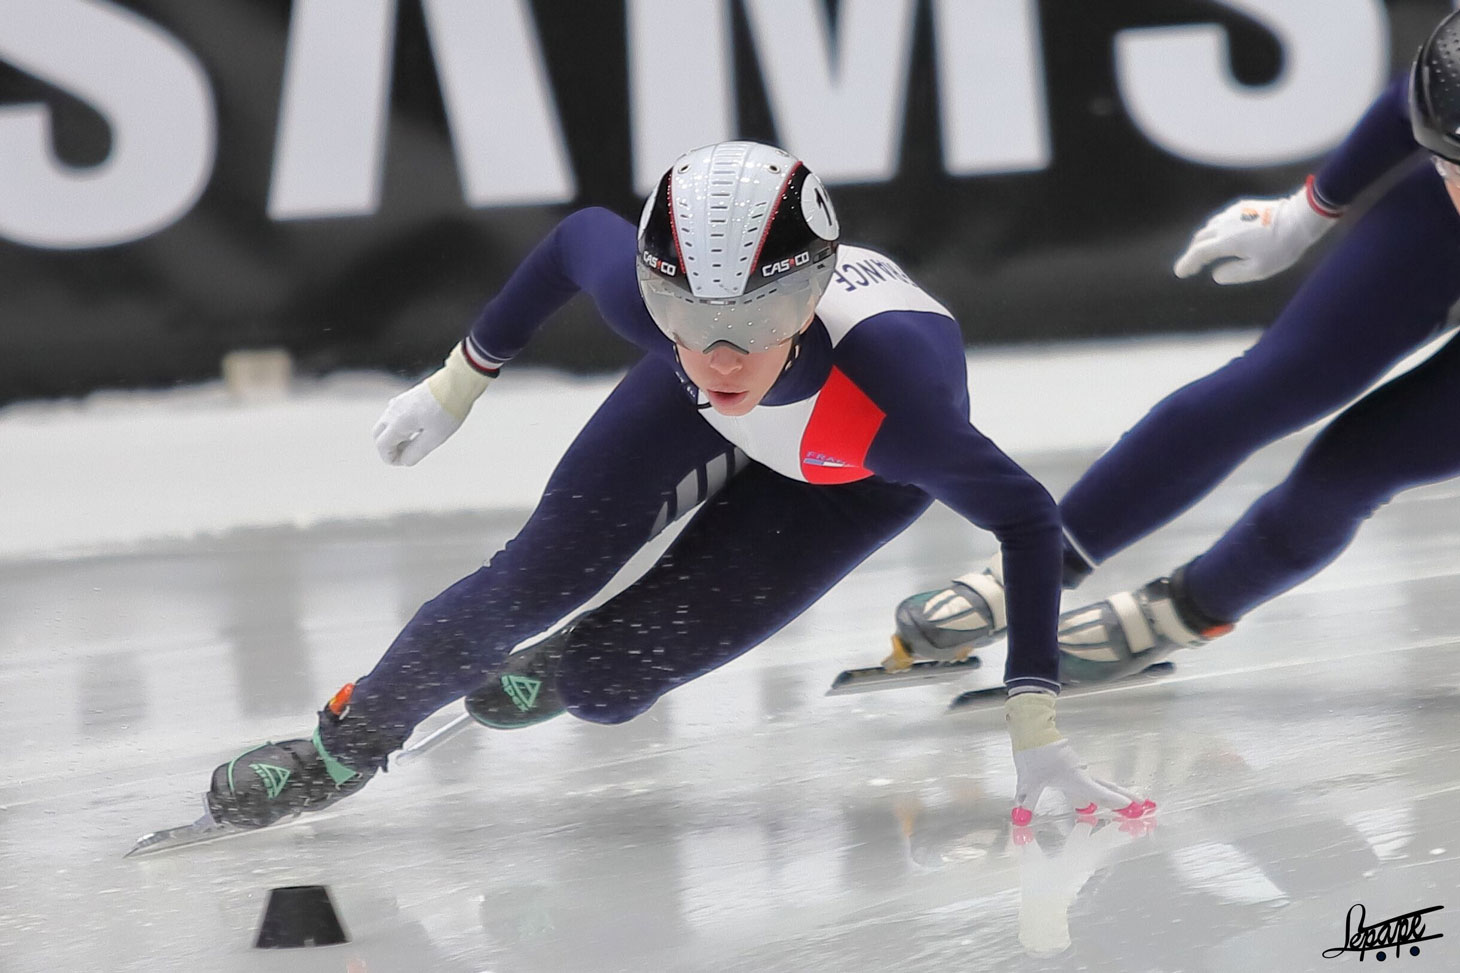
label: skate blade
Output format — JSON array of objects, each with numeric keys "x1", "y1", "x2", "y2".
[
  {"x1": 125, "y1": 817, "x2": 247, "y2": 857},
  {"x1": 126, "y1": 799, "x2": 233, "y2": 858},
  {"x1": 395, "y1": 712, "x2": 475, "y2": 766},
  {"x1": 826, "y1": 656, "x2": 982, "y2": 696},
  {"x1": 124, "y1": 797, "x2": 301, "y2": 858},
  {"x1": 946, "y1": 661, "x2": 1176, "y2": 712}
]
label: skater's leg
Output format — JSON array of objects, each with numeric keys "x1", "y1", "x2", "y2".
[
  {"x1": 208, "y1": 357, "x2": 738, "y2": 826},
  {"x1": 1182, "y1": 330, "x2": 1460, "y2": 623},
  {"x1": 554, "y1": 468, "x2": 932, "y2": 723},
  {"x1": 1059, "y1": 330, "x2": 1460, "y2": 683},
  {"x1": 900, "y1": 167, "x2": 1460, "y2": 658},
  {"x1": 342, "y1": 356, "x2": 740, "y2": 741},
  {"x1": 1061, "y1": 165, "x2": 1460, "y2": 569}
]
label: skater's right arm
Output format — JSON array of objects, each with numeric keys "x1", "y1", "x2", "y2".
[
  {"x1": 1311, "y1": 73, "x2": 1417, "y2": 210},
  {"x1": 1174, "y1": 75, "x2": 1414, "y2": 284},
  {"x1": 465, "y1": 207, "x2": 669, "y2": 364},
  {"x1": 373, "y1": 208, "x2": 671, "y2": 466}
]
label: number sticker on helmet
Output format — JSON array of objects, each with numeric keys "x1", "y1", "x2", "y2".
[{"x1": 801, "y1": 172, "x2": 840, "y2": 242}]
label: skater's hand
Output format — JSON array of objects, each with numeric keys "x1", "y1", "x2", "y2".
[
  {"x1": 373, "y1": 342, "x2": 494, "y2": 466},
  {"x1": 1005, "y1": 692, "x2": 1153, "y2": 825},
  {"x1": 1173, "y1": 177, "x2": 1339, "y2": 285},
  {"x1": 1011, "y1": 740, "x2": 1152, "y2": 825}
]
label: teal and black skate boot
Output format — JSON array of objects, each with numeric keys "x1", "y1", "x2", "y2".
[
  {"x1": 465, "y1": 628, "x2": 571, "y2": 729},
  {"x1": 1057, "y1": 565, "x2": 1233, "y2": 685},
  {"x1": 206, "y1": 683, "x2": 398, "y2": 829},
  {"x1": 892, "y1": 554, "x2": 1005, "y2": 668}
]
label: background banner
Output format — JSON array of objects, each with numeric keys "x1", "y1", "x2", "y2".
[{"x1": 0, "y1": 0, "x2": 1449, "y2": 401}]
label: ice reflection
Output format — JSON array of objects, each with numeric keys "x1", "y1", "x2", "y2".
[{"x1": 1015, "y1": 815, "x2": 1158, "y2": 957}]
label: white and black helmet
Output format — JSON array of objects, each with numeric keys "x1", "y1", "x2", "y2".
[
  {"x1": 1411, "y1": 10, "x2": 1460, "y2": 161},
  {"x1": 636, "y1": 141, "x2": 841, "y2": 354}
]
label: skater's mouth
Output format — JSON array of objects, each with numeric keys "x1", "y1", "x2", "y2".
[{"x1": 705, "y1": 389, "x2": 749, "y2": 410}]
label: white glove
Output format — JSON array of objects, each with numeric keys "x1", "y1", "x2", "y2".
[
  {"x1": 1173, "y1": 176, "x2": 1340, "y2": 285},
  {"x1": 1005, "y1": 691, "x2": 1153, "y2": 825},
  {"x1": 373, "y1": 342, "x2": 495, "y2": 466}
]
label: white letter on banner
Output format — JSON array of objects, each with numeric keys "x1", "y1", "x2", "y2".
[
  {"x1": 0, "y1": 0, "x2": 215, "y2": 248},
  {"x1": 268, "y1": 0, "x2": 395, "y2": 219},
  {"x1": 628, "y1": 0, "x2": 735, "y2": 195},
  {"x1": 1115, "y1": 0, "x2": 1388, "y2": 167},
  {"x1": 742, "y1": 0, "x2": 917, "y2": 183},
  {"x1": 423, "y1": 0, "x2": 576, "y2": 206},
  {"x1": 933, "y1": 0, "x2": 1049, "y2": 175}
]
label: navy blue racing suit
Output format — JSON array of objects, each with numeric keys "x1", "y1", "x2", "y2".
[
  {"x1": 1059, "y1": 75, "x2": 1460, "y2": 622},
  {"x1": 341, "y1": 210, "x2": 1063, "y2": 742}
]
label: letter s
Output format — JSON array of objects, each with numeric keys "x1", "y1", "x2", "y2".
[
  {"x1": 0, "y1": 0, "x2": 216, "y2": 248},
  {"x1": 1115, "y1": 0, "x2": 1387, "y2": 167}
]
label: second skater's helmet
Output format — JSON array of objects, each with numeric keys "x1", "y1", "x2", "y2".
[
  {"x1": 1411, "y1": 10, "x2": 1460, "y2": 162},
  {"x1": 636, "y1": 141, "x2": 841, "y2": 354}
]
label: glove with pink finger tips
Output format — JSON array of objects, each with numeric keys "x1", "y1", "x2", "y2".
[{"x1": 1010, "y1": 740, "x2": 1154, "y2": 825}]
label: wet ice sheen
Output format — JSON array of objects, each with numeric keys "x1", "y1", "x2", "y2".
[{"x1": 3, "y1": 396, "x2": 1459, "y2": 972}]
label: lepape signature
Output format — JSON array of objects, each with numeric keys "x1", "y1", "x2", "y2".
[{"x1": 1322, "y1": 903, "x2": 1444, "y2": 960}]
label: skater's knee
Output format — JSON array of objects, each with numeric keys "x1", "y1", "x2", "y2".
[
  {"x1": 1245, "y1": 482, "x2": 1378, "y2": 574},
  {"x1": 557, "y1": 649, "x2": 660, "y2": 724},
  {"x1": 564, "y1": 695, "x2": 646, "y2": 725},
  {"x1": 1283, "y1": 438, "x2": 1398, "y2": 526},
  {"x1": 561, "y1": 670, "x2": 654, "y2": 724}
]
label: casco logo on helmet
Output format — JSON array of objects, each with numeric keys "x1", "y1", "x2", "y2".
[
  {"x1": 641, "y1": 251, "x2": 678, "y2": 276},
  {"x1": 761, "y1": 251, "x2": 812, "y2": 278}
]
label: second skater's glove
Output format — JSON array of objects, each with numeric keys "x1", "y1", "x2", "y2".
[
  {"x1": 1005, "y1": 691, "x2": 1154, "y2": 826},
  {"x1": 1173, "y1": 176, "x2": 1340, "y2": 285},
  {"x1": 373, "y1": 341, "x2": 496, "y2": 466}
]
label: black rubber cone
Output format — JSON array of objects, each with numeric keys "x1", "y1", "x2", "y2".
[{"x1": 254, "y1": 885, "x2": 349, "y2": 948}]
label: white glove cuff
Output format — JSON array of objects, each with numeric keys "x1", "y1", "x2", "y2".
[
  {"x1": 426, "y1": 342, "x2": 495, "y2": 421},
  {"x1": 1303, "y1": 174, "x2": 1343, "y2": 219},
  {"x1": 1006, "y1": 691, "x2": 1063, "y2": 752},
  {"x1": 1289, "y1": 177, "x2": 1341, "y2": 245}
]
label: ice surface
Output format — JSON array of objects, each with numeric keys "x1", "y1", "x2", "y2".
[{"x1": 2, "y1": 334, "x2": 1459, "y2": 972}]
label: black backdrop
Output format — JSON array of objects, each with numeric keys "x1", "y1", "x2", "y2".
[{"x1": 0, "y1": 0, "x2": 1451, "y2": 402}]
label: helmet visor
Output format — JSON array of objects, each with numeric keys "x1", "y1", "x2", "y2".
[{"x1": 637, "y1": 257, "x2": 831, "y2": 354}]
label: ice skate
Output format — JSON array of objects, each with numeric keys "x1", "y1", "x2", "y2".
[
  {"x1": 205, "y1": 683, "x2": 395, "y2": 829},
  {"x1": 825, "y1": 557, "x2": 1000, "y2": 695},
  {"x1": 129, "y1": 683, "x2": 399, "y2": 856},
  {"x1": 1057, "y1": 567, "x2": 1231, "y2": 685},
  {"x1": 464, "y1": 628, "x2": 571, "y2": 729},
  {"x1": 891, "y1": 553, "x2": 1006, "y2": 666}
]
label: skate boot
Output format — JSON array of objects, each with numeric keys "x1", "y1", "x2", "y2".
[
  {"x1": 206, "y1": 683, "x2": 398, "y2": 829},
  {"x1": 1057, "y1": 566, "x2": 1232, "y2": 685},
  {"x1": 464, "y1": 627, "x2": 571, "y2": 729},
  {"x1": 891, "y1": 554, "x2": 1005, "y2": 669}
]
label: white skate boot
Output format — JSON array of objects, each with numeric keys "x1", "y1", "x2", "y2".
[
  {"x1": 1058, "y1": 567, "x2": 1232, "y2": 685},
  {"x1": 890, "y1": 553, "x2": 1006, "y2": 669}
]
